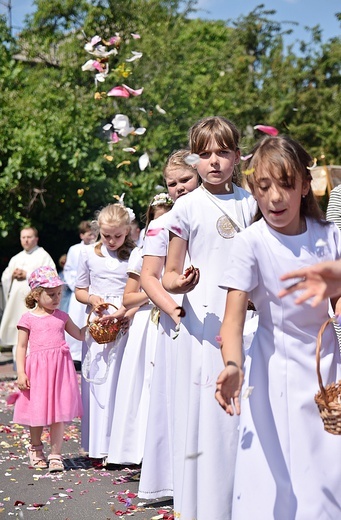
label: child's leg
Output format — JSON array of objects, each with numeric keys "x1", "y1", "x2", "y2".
[
  {"x1": 28, "y1": 426, "x2": 47, "y2": 468},
  {"x1": 50, "y1": 422, "x2": 65, "y2": 455},
  {"x1": 48, "y1": 422, "x2": 65, "y2": 472}
]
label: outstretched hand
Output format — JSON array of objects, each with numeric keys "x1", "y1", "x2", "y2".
[
  {"x1": 215, "y1": 365, "x2": 244, "y2": 415},
  {"x1": 278, "y1": 260, "x2": 341, "y2": 306}
]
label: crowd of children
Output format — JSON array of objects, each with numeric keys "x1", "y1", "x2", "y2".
[{"x1": 8, "y1": 117, "x2": 341, "y2": 519}]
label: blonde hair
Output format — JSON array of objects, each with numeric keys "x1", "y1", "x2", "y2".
[
  {"x1": 163, "y1": 149, "x2": 193, "y2": 177},
  {"x1": 189, "y1": 116, "x2": 241, "y2": 185},
  {"x1": 92, "y1": 203, "x2": 135, "y2": 260},
  {"x1": 25, "y1": 288, "x2": 44, "y2": 309}
]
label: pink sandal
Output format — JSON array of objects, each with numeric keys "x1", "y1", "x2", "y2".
[
  {"x1": 27, "y1": 444, "x2": 48, "y2": 469},
  {"x1": 48, "y1": 454, "x2": 64, "y2": 472}
]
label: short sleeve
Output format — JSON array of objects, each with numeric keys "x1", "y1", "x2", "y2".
[
  {"x1": 164, "y1": 196, "x2": 190, "y2": 241},
  {"x1": 142, "y1": 213, "x2": 170, "y2": 257},
  {"x1": 127, "y1": 247, "x2": 143, "y2": 275},
  {"x1": 220, "y1": 231, "x2": 258, "y2": 293},
  {"x1": 17, "y1": 313, "x2": 31, "y2": 331}
]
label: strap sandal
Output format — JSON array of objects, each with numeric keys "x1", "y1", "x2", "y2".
[
  {"x1": 27, "y1": 443, "x2": 48, "y2": 469},
  {"x1": 48, "y1": 454, "x2": 64, "y2": 472}
]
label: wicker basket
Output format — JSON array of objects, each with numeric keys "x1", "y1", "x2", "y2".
[
  {"x1": 87, "y1": 303, "x2": 121, "y2": 344},
  {"x1": 314, "y1": 317, "x2": 341, "y2": 435}
]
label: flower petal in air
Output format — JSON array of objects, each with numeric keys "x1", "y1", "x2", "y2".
[
  {"x1": 155, "y1": 104, "x2": 166, "y2": 114},
  {"x1": 131, "y1": 33, "x2": 141, "y2": 39},
  {"x1": 254, "y1": 125, "x2": 279, "y2": 136},
  {"x1": 122, "y1": 84, "x2": 144, "y2": 96},
  {"x1": 126, "y1": 51, "x2": 143, "y2": 62},
  {"x1": 90, "y1": 35, "x2": 102, "y2": 47},
  {"x1": 95, "y1": 73, "x2": 106, "y2": 83},
  {"x1": 81, "y1": 59, "x2": 96, "y2": 71},
  {"x1": 123, "y1": 147, "x2": 136, "y2": 153},
  {"x1": 184, "y1": 153, "x2": 200, "y2": 166},
  {"x1": 133, "y1": 127, "x2": 146, "y2": 135},
  {"x1": 139, "y1": 152, "x2": 150, "y2": 171},
  {"x1": 244, "y1": 167, "x2": 255, "y2": 176},
  {"x1": 103, "y1": 123, "x2": 112, "y2": 131},
  {"x1": 117, "y1": 160, "x2": 131, "y2": 168},
  {"x1": 307, "y1": 158, "x2": 317, "y2": 170},
  {"x1": 240, "y1": 154, "x2": 253, "y2": 161},
  {"x1": 107, "y1": 86, "x2": 130, "y2": 97},
  {"x1": 109, "y1": 132, "x2": 120, "y2": 143}
]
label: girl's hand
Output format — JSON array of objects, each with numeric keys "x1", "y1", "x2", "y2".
[
  {"x1": 98, "y1": 305, "x2": 126, "y2": 324},
  {"x1": 88, "y1": 294, "x2": 105, "y2": 310},
  {"x1": 17, "y1": 373, "x2": 30, "y2": 390},
  {"x1": 171, "y1": 266, "x2": 200, "y2": 294},
  {"x1": 215, "y1": 365, "x2": 244, "y2": 415}
]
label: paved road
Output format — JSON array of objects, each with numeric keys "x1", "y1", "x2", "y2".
[{"x1": 0, "y1": 358, "x2": 173, "y2": 519}]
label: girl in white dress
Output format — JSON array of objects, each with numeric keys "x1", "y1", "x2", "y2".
[
  {"x1": 138, "y1": 150, "x2": 199, "y2": 500},
  {"x1": 216, "y1": 135, "x2": 341, "y2": 520},
  {"x1": 107, "y1": 193, "x2": 174, "y2": 464},
  {"x1": 75, "y1": 203, "x2": 135, "y2": 458},
  {"x1": 162, "y1": 117, "x2": 257, "y2": 520}
]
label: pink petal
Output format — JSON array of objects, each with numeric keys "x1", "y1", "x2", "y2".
[
  {"x1": 122, "y1": 84, "x2": 144, "y2": 96},
  {"x1": 110, "y1": 132, "x2": 120, "y2": 143},
  {"x1": 91, "y1": 35, "x2": 101, "y2": 46},
  {"x1": 93, "y1": 61, "x2": 104, "y2": 72},
  {"x1": 253, "y1": 125, "x2": 279, "y2": 136},
  {"x1": 146, "y1": 228, "x2": 164, "y2": 237},
  {"x1": 107, "y1": 86, "x2": 130, "y2": 98},
  {"x1": 240, "y1": 154, "x2": 253, "y2": 161},
  {"x1": 131, "y1": 33, "x2": 141, "y2": 39}
]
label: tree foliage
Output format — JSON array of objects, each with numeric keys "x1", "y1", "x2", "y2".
[{"x1": 0, "y1": 1, "x2": 340, "y2": 268}]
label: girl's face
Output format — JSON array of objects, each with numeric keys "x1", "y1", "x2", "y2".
[
  {"x1": 252, "y1": 164, "x2": 310, "y2": 235},
  {"x1": 37, "y1": 287, "x2": 62, "y2": 312},
  {"x1": 100, "y1": 223, "x2": 129, "y2": 251},
  {"x1": 165, "y1": 168, "x2": 198, "y2": 201},
  {"x1": 196, "y1": 138, "x2": 240, "y2": 194}
]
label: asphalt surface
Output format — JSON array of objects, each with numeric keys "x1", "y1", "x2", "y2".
[{"x1": 0, "y1": 355, "x2": 173, "y2": 519}]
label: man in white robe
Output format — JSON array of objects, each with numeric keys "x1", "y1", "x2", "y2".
[{"x1": 0, "y1": 227, "x2": 55, "y2": 365}]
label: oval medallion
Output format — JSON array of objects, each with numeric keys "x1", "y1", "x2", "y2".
[{"x1": 216, "y1": 215, "x2": 236, "y2": 238}]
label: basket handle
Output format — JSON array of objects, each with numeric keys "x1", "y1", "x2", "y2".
[
  {"x1": 316, "y1": 317, "x2": 335, "y2": 406},
  {"x1": 86, "y1": 302, "x2": 119, "y2": 327}
]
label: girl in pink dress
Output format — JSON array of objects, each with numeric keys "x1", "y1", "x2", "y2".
[{"x1": 13, "y1": 266, "x2": 86, "y2": 472}]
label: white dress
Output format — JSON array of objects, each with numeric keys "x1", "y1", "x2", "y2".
[
  {"x1": 64, "y1": 241, "x2": 88, "y2": 362},
  {"x1": 221, "y1": 218, "x2": 341, "y2": 520},
  {"x1": 76, "y1": 243, "x2": 129, "y2": 457},
  {"x1": 138, "y1": 212, "x2": 180, "y2": 499},
  {"x1": 165, "y1": 185, "x2": 257, "y2": 520},
  {"x1": 107, "y1": 246, "x2": 158, "y2": 464}
]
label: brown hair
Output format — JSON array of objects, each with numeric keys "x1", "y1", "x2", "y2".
[
  {"x1": 145, "y1": 194, "x2": 174, "y2": 230},
  {"x1": 246, "y1": 135, "x2": 326, "y2": 222},
  {"x1": 25, "y1": 288, "x2": 44, "y2": 309},
  {"x1": 92, "y1": 203, "x2": 135, "y2": 260},
  {"x1": 189, "y1": 116, "x2": 241, "y2": 185},
  {"x1": 78, "y1": 220, "x2": 92, "y2": 234}
]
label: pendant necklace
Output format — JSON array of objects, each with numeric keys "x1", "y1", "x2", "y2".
[{"x1": 200, "y1": 185, "x2": 243, "y2": 239}]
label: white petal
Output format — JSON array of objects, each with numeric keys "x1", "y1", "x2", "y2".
[
  {"x1": 81, "y1": 59, "x2": 96, "y2": 71},
  {"x1": 123, "y1": 147, "x2": 136, "y2": 153},
  {"x1": 134, "y1": 127, "x2": 146, "y2": 135},
  {"x1": 103, "y1": 124, "x2": 112, "y2": 131},
  {"x1": 155, "y1": 104, "x2": 166, "y2": 114},
  {"x1": 126, "y1": 51, "x2": 143, "y2": 62},
  {"x1": 139, "y1": 152, "x2": 150, "y2": 171},
  {"x1": 184, "y1": 153, "x2": 200, "y2": 165}
]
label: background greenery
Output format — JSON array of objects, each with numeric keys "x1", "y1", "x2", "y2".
[{"x1": 0, "y1": 0, "x2": 340, "y2": 270}]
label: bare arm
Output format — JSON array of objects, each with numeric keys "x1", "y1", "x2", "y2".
[
  {"x1": 215, "y1": 289, "x2": 248, "y2": 416},
  {"x1": 123, "y1": 273, "x2": 149, "y2": 310},
  {"x1": 16, "y1": 328, "x2": 30, "y2": 389},
  {"x1": 65, "y1": 317, "x2": 87, "y2": 341},
  {"x1": 75, "y1": 287, "x2": 104, "y2": 308},
  {"x1": 140, "y1": 254, "x2": 182, "y2": 324},
  {"x1": 162, "y1": 233, "x2": 199, "y2": 294},
  {"x1": 278, "y1": 260, "x2": 341, "y2": 306}
]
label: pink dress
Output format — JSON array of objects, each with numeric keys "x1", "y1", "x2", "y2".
[{"x1": 13, "y1": 309, "x2": 83, "y2": 426}]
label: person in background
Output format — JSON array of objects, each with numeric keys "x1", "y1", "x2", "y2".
[
  {"x1": 107, "y1": 192, "x2": 174, "y2": 465},
  {"x1": 0, "y1": 227, "x2": 55, "y2": 369},
  {"x1": 12, "y1": 266, "x2": 85, "y2": 472},
  {"x1": 215, "y1": 135, "x2": 341, "y2": 519},
  {"x1": 138, "y1": 149, "x2": 199, "y2": 501},
  {"x1": 58, "y1": 254, "x2": 72, "y2": 313},
  {"x1": 63, "y1": 221, "x2": 97, "y2": 368}
]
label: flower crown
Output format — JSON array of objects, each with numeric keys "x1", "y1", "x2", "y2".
[{"x1": 150, "y1": 193, "x2": 173, "y2": 207}]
